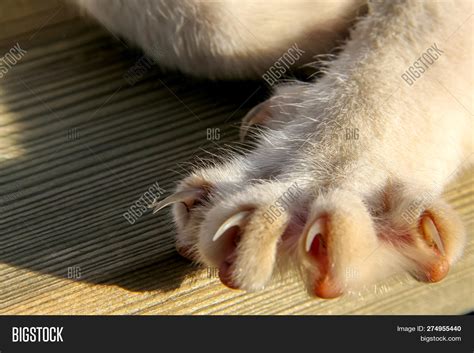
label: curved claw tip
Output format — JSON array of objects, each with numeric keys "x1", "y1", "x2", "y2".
[
  {"x1": 305, "y1": 218, "x2": 326, "y2": 252},
  {"x1": 150, "y1": 188, "x2": 203, "y2": 214},
  {"x1": 239, "y1": 101, "x2": 271, "y2": 141},
  {"x1": 421, "y1": 216, "x2": 445, "y2": 256},
  {"x1": 212, "y1": 211, "x2": 251, "y2": 242}
]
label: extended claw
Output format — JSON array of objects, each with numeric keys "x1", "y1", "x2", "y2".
[
  {"x1": 239, "y1": 101, "x2": 272, "y2": 141},
  {"x1": 212, "y1": 211, "x2": 251, "y2": 242},
  {"x1": 305, "y1": 218, "x2": 326, "y2": 252},
  {"x1": 150, "y1": 188, "x2": 204, "y2": 214},
  {"x1": 421, "y1": 215, "x2": 446, "y2": 256}
]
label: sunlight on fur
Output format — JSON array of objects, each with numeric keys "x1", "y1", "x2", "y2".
[{"x1": 75, "y1": 0, "x2": 473, "y2": 298}]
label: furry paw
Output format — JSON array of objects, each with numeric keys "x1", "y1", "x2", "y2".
[{"x1": 153, "y1": 82, "x2": 467, "y2": 298}]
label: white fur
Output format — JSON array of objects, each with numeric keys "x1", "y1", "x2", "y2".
[
  {"x1": 75, "y1": 0, "x2": 473, "y2": 297},
  {"x1": 73, "y1": 0, "x2": 365, "y2": 78}
]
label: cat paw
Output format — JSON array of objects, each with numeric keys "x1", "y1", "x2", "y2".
[{"x1": 154, "y1": 82, "x2": 467, "y2": 298}]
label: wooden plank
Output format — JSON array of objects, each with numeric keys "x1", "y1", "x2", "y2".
[
  {"x1": 0, "y1": 0, "x2": 79, "y2": 47},
  {"x1": 0, "y1": 0, "x2": 472, "y2": 315}
]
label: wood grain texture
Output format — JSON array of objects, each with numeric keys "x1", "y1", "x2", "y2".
[{"x1": 0, "y1": 0, "x2": 472, "y2": 315}]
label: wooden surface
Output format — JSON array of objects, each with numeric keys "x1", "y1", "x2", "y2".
[{"x1": 0, "y1": 0, "x2": 472, "y2": 315}]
